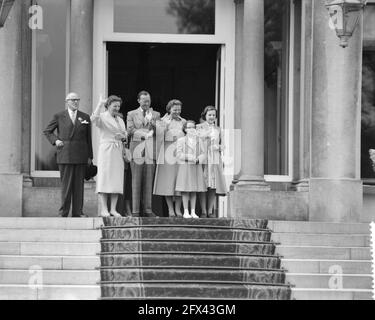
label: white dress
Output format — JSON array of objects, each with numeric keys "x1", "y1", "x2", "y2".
[
  {"x1": 91, "y1": 111, "x2": 126, "y2": 194},
  {"x1": 175, "y1": 136, "x2": 207, "y2": 193}
]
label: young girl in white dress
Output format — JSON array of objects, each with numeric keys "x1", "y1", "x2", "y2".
[
  {"x1": 197, "y1": 106, "x2": 227, "y2": 218},
  {"x1": 175, "y1": 120, "x2": 207, "y2": 219},
  {"x1": 91, "y1": 95, "x2": 127, "y2": 218}
]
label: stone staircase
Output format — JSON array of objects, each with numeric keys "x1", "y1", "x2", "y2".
[
  {"x1": 268, "y1": 221, "x2": 374, "y2": 300},
  {"x1": 0, "y1": 217, "x2": 372, "y2": 300},
  {"x1": 0, "y1": 218, "x2": 101, "y2": 300},
  {"x1": 99, "y1": 217, "x2": 291, "y2": 300}
]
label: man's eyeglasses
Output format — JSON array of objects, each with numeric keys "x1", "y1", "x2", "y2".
[{"x1": 67, "y1": 99, "x2": 80, "y2": 102}]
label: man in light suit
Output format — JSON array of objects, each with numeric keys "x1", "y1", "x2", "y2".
[
  {"x1": 127, "y1": 91, "x2": 160, "y2": 217},
  {"x1": 44, "y1": 92, "x2": 93, "y2": 217}
]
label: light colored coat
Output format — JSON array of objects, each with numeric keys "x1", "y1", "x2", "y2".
[{"x1": 91, "y1": 111, "x2": 126, "y2": 194}]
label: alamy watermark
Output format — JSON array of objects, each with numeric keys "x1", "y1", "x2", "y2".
[
  {"x1": 28, "y1": 5, "x2": 43, "y2": 30},
  {"x1": 28, "y1": 265, "x2": 43, "y2": 290}
]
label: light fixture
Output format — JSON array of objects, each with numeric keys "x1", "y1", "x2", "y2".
[
  {"x1": 0, "y1": 0, "x2": 15, "y2": 28},
  {"x1": 326, "y1": 0, "x2": 367, "y2": 48}
]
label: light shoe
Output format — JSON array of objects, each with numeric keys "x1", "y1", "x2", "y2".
[
  {"x1": 110, "y1": 211, "x2": 122, "y2": 218},
  {"x1": 191, "y1": 211, "x2": 199, "y2": 219},
  {"x1": 99, "y1": 211, "x2": 110, "y2": 218},
  {"x1": 183, "y1": 211, "x2": 192, "y2": 219}
]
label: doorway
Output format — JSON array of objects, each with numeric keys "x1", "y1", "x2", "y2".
[
  {"x1": 107, "y1": 42, "x2": 220, "y2": 122},
  {"x1": 107, "y1": 42, "x2": 221, "y2": 216}
]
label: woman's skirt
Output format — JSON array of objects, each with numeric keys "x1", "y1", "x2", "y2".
[
  {"x1": 153, "y1": 141, "x2": 180, "y2": 196},
  {"x1": 96, "y1": 142, "x2": 124, "y2": 194},
  {"x1": 204, "y1": 163, "x2": 228, "y2": 196}
]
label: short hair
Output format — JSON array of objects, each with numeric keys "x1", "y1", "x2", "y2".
[
  {"x1": 105, "y1": 95, "x2": 122, "y2": 109},
  {"x1": 201, "y1": 106, "x2": 217, "y2": 121},
  {"x1": 166, "y1": 99, "x2": 182, "y2": 113},
  {"x1": 137, "y1": 90, "x2": 151, "y2": 100},
  {"x1": 182, "y1": 120, "x2": 196, "y2": 134}
]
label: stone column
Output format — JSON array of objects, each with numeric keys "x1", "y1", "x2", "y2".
[
  {"x1": 69, "y1": 0, "x2": 93, "y2": 114},
  {"x1": 234, "y1": 0, "x2": 269, "y2": 190},
  {"x1": 309, "y1": 0, "x2": 363, "y2": 222},
  {"x1": 293, "y1": 0, "x2": 314, "y2": 192},
  {"x1": 0, "y1": 0, "x2": 24, "y2": 216}
]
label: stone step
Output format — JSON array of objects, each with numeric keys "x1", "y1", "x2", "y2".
[
  {"x1": 0, "y1": 255, "x2": 100, "y2": 270},
  {"x1": 103, "y1": 217, "x2": 268, "y2": 229},
  {"x1": 101, "y1": 283, "x2": 291, "y2": 300},
  {"x1": 272, "y1": 233, "x2": 370, "y2": 247},
  {"x1": 101, "y1": 228, "x2": 271, "y2": 242},
  {"x1": 0, "y1": 230, "x2": 101, "y2": 242},
  {"x1": 268, "y1": 221, "x2": 370, "y2": 234},
  {"x1": 101, "y1": 241, "x2": 276, "y2": 256},
  {"x1": 0, "y1": 218, "x2": 102, "y2": 230},
  {"x1": 276, "y1": 246, "x2": 371, "y2": 260},
  {"x1": 100, "y1": 268, "x2": 285, "y2": 285},
  {"x1": 0, "y1": 242, "x2": 100, "y2": 256},
  {"x1": 286, "y1": 273, "x2": 373, "y2": 289},
  {"x1": 291, "y1": 288, "x2": 373, "y2": 300},
  {"x1": 100, "y1": 253, "x2": 281, "y2": 270},
  {"x1": 282, "y1": 259, "x2": 372, "y2": 274},
  {"x1": 0, "y1": 270, "x2": 100, "y2": 285},
  {"x1": 0, "y1": 285, "x2": 100, "y2": 300}
]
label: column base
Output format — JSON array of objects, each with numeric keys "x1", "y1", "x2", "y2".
[
  {"x1": 309, "y1": 178, "x2": 362, "y2": 222},
  {"x1": 0, "y1": 173, "x2": 23, "y2": 217},
  {"x1": 291, "y1": 179, "x2": 310, "y2": 192},
  {"x1": 228, "y1": 187, "x2": 308, "y2": 220},
  {"x1": 233, "y1": 175, "x2": 271, "y2": 191}
]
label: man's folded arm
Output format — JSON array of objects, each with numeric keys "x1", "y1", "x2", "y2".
[{"x1": 43, "y1": 115, "x2": 59, "y2": 145}]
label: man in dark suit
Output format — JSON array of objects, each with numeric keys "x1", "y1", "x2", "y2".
[
  {"x1": 44, "y1": 92, "x2": 93, "y2": 217},
  {"x1": 127, "y1": 91, "x2": 160, "y2": 217}
]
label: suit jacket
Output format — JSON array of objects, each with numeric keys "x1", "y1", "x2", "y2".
[
  {"x1": 127, "y1": 107, "x2": 161, "y2": 160},
  {"x1": 44, "y1": 110, "x2": 93, "y2": 164}
]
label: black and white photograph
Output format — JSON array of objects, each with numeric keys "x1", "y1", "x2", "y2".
[{"x1": 0, "y1": 0, "x2": 374, "y2": 303}]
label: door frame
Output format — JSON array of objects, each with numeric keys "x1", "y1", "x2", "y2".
[{"x1": 93, "y1": 0, "x2": 236, "y2": 217}]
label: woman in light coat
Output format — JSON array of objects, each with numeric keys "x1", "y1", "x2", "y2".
[
  {"x1": 91, "y1": 95, "x2": 127, "y2": 217},
  {"x1": 153, "y1": 100, "x2": 186, "y2": 217},
  {"x1": 197, "y1": 106, "x2": 227, "y2": 218}
]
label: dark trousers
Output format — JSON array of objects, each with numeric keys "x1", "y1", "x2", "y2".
[
  {"x1": 58, "y1": 164, "x2": 86, "y2": 217},
  {"x1": 130, "y1": 161, "x2": 155, "y2": 214}
]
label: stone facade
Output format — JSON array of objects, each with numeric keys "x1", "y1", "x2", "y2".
[{"x1": 0, "y1": 0, "x2": 371, "y2": 222}]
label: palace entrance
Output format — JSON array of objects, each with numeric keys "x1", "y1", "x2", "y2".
[{"x1": 107, "y1": 42, "x2": 220, "y2": 216}]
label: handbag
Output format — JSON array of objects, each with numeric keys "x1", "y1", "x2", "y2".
[
  {"x1": 123, "y1": 144, "x2": 132, "y2": 163},
  {"x1": 85, "y1": 162, "x2": 97, "y2": 181}
]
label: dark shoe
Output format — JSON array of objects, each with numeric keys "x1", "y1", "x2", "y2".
[
  {"x1": 207, "y1": 213, "x2": 215, "y2": 219},
  {"x1": 58, "y1": 214, "x2": 68, "y2": 218},
  {"x1": 79, "y1": 214, "x2": 89, "y2": 218},
  {"x1": 200, "y1": 213, "x2": 208, "y2": 219},
  {"x1": 132, "y1": 213, "x2": 140, "y2": 218},
  {"x1": 144, "y1": 212, "x2": 158, "y2": 218}
]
